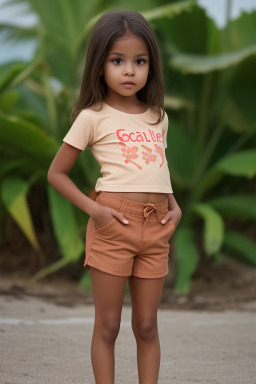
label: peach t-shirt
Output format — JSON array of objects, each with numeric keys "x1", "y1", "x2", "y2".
[{"x1": 63, "y1": 102, "x2": 173, "y2": 193}]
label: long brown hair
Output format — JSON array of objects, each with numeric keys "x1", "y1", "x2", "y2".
[{"x1": 71, "y1": 10, "x2": 165, "y2": 124}]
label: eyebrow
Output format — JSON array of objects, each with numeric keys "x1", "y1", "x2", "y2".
[{"x1": 108, "y1": 52, "x2": 149, "y2": 57}]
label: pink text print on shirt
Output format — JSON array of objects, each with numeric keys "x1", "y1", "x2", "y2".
[{"x1": 116, "y1": 128, "x2": 165, "y2": 170}]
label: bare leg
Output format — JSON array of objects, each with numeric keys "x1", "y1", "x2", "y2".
[
  {"x1": 89, "y1": 267, "x2": 128, "y2": 384},
  {"x1": 128, "y1": 276, "x2": 165, "y2": 384}
]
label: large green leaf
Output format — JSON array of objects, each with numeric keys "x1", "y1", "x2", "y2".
[
  {"x1": 152, "y1": 5, "x2": 211, "y2": 55},
  {"x1": 0, "y1": 113, "x2": 59, "y2": 167},
  {"x1": 209, "y1": 195, "x2": 256, "y2": 223},
  {"x1": 174, "y1": 226, "x2": 200, "y2": 293},
  {"x1": 143, "y1": 1, "x2": 195, "y2": 21},
  {"x1": 1, "y1": 0, "x2": 96, "y2": 85},
  {"x1": 0, "y1": 23, "x2": 38, "y2": 41},
  {"x1": 0, "y1": 90, "x2": 20, "y2": 112},
  {"x1": 222, "y1": 98, "x2": 256, "y2": 133},
  {"x1": 223, "y1": 231, "x2": 256, "y2": 266},
  {"x1": 47, "y1": 185, "x2": 84, "y2": 262},
  {"x1": 227, "y1": 56, "x2": 256, "y2": 123},
  {"x1": 15, "y1": 81, "x2": 52, "y2": 129},
  {"x1": 217, "y1": 150, "x2": 256, "y2": 178},
  {"x1": 0, "y1": 178, "x2": 40, "y2": 250},
  {"x1": 0, "y1": 63, "x2": 27, "y2": 92},
  {"x1": 170, "y1": 45, "x2": 256, "y2": 74},
  {"x1": 193, "y1": 150, "x2": 256, "y2": 201},
  {"x1": 192, "y1": 203, "x2": 224, "y2": 255},
  {"x1": 164, "y1": 94, "x2": 195, "y2": 111},
  {"x1": 79, "y1": 270, "x2": 92, "y2": 291},
  {"x1": 80, "y1": 1, "x2": 196, "y2": 50},
  {"x1": 0, "y1": 157, "x2": 31, "y2": 179},
  {"x1": 223, "y1": 10, "x2": 256, "y2": 51},
  {"x1": 166, "y1": 120, "x2": 197, "y2": 188}
]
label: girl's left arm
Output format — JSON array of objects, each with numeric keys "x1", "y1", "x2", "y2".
[{"x1": 161, "y1": 193, "x2": 182, "y2": 228}]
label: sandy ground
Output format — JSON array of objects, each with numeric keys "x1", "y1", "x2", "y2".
[{"x1": 0, "y1": 293, "x2": 256, "y2": 384}]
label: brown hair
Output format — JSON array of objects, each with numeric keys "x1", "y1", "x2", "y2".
[{"x1": 71, "y1": 10, "x2": 165, "y2": 124}]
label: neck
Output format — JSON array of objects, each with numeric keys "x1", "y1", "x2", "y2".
[{"x1": 103, "y1": 94, "x2": 147, "y2": 113}]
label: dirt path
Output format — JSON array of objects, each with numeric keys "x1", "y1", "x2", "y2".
[{"x1": 1, "y1": 293, "x2": 256, "y2": 384}]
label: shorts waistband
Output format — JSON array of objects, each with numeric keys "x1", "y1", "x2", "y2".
[{"x1": 95, "y1": 191, "x2": 168, "y2": 216}]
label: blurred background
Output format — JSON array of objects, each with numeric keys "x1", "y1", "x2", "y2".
[{"x1": 0, "y1": 0, "x2": 256, "y2": 302}]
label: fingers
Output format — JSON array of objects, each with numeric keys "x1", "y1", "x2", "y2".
[
  {"x1": 115, "y1": 212, "x2": 129, "y2": 224},
  {"x1": 161, "y1": 215, "x2": 170, "y2": 224},
  {"x1": 161, "y1": 210, "x2": 181, "y2": 228},
  {"x1": 110, "y1": 209, "x2": 129, "y2": 224},
  {"x1": 161, "y1": 213, "x2": 175, "y2": 225}
]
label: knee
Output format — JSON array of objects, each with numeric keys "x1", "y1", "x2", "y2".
[
  {"x1": 100, "y1": 318, "x2": 121, "y2": 344},
  {"x1": 132, "y1": 318, "x2": 158, "y2": 342}
]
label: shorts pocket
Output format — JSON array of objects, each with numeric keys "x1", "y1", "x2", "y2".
[
  {"x1": 93, "y1": 217, "x2": 118, "y2": 233},
  {"x1": 166, "y1": 220, "x2": 176, "y2": 235},
  {"x1": 156, "y1": 212, "x2": 176, "y2": 238},
  {"x1": 162, "y1": 219, "x2": 175, "y2": 237},
  {"x1": 85, "y1": 217, "x2": 95, "y2": 260}
]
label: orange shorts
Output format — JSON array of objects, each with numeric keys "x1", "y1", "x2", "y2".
[{"x1": 84, "y1": 191, "x2": 175, "y2": 278}]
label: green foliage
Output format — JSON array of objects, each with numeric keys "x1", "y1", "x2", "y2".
[
  {"x1": 155, "y1": 4, "x2": 256, "y2": 292},
  {"x1": 223, "y1": 231, "x2": 256, "y2": 266},
  {"x1": 80, "y1": 270, "x2": 93, "y2": 291},
  {"x1": 47, "y1": 186, "x2": 84, "y2": 262},
  {"x1": 217, "y1": 150, "x2": 256, "y2": 178},
  {"x1": 209, "y1": 195, "x2": 256, "y2": 222},
  {"x1": 174, "y1": 227, "x2": 200, "y2": 293},
  {"x1": 170, "y1": 45, "x2": 256, "y2": 73},
  {"x1": 192, "y1": 204, "x2": 224, "y2": 255},
  {"x1": 1, "y1": 178, "x2": 40, "y2": 250},
  {"x1": 0, "y1": 113, "x2": 59, "y2": 167},
  {"x1": 0, "y1": 63, "x2": 28, "y2": 92}
]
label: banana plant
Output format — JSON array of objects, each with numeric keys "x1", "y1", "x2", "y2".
[
  {"x1": 0, "y1": 65, "x2": 85, "y2": 277},
  {"x1": 152, "y1": 3, "x2": 256, "y2": 292}
]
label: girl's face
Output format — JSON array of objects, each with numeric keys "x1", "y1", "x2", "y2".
[{"x1": 102, "y1": 33, "x2": 150, "y2": 102}]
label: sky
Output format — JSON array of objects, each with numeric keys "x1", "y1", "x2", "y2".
[
  {"x1": 198, "y1": 0, "x2": 256, "y2": 27},
  {"x1": 0, "y1": 0, "x2": 256, "y2": 63}
]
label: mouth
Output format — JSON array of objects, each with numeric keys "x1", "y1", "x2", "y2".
[{"x1": 122, "y1": 82, "x2": 135, "y2": 88}]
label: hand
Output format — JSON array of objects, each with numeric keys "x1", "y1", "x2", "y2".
[
  {"x1": 161, "y1": 206, "x2": 182, "y2": 229},
  {"x1": 91, "y1": 203, "x2": 129, "y2": 230}
]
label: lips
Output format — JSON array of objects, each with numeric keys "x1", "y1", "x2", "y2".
[{"x1": 122, "y1": 82, "x2": 135, "y2": 89}]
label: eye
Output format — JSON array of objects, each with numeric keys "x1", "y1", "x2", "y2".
[
  {"x1": 136, "y1": 59, "x2": 146, "y2": 65},
  {"x1": 113, "y1": 58, "x2": 122, "y2": 65}
]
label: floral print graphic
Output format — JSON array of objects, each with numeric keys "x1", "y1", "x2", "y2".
[
  {"x1": 154, "y1": 144, "x2": 165, "y2": 168},
  {"x1": 141, "y1": 145, "x2": 157, "y2": 164},
  {"x1": 119, "y1": 142, "x2": 142, "y2": 170}
]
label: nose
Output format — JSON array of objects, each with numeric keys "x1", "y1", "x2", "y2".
[{"x1": 123, "y1": 62, "x2": 135, "y2": 76}]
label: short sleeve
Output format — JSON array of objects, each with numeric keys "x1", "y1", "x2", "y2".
[
  {"x1": 163, "y1": 112, "x2": 169, "y2": 149},
  {"x1": 63, "y1": 109, "x2": 94, "y2": 151}
]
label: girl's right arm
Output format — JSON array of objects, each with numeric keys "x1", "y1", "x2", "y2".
[
  {"x1": 47, "y1": 142, "x2": 100, "y2": 217},
  {"x1": 47, "y1": 143, "x2": 129, "y2": 227}
]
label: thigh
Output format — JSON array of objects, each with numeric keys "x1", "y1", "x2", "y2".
[
  {"x1": 128, "y1": 276, "x2": 165, "y2": 323},
  {"x1": 89, "y1": 267, "x2": 129, "y2": 323}
]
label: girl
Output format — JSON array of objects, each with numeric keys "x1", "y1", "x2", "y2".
[{"x1": 48, "y1": 10, "x2": 182, "y2": 384}]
